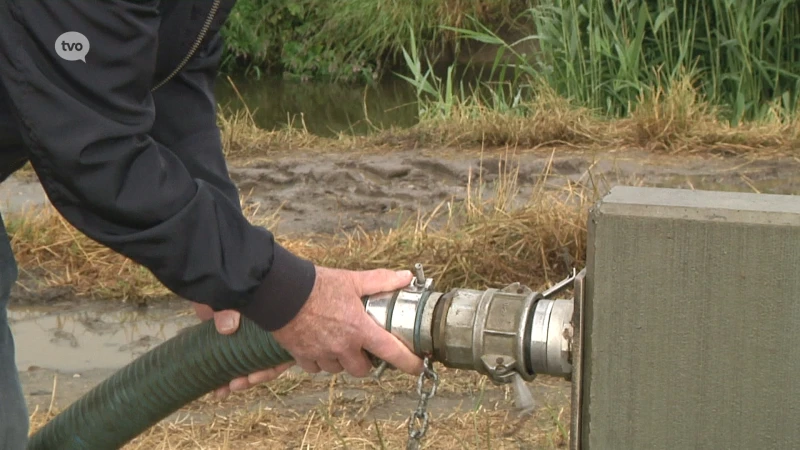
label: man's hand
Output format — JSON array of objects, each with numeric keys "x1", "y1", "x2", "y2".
[
  {"x1": 271, "y1": 267, "x2": 423, "y2": 377},
  {"x1": 192, "y1": 303, "x2": 295, "y2": 399}
]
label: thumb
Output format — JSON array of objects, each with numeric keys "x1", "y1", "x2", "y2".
[
  {"x1": 213, "y1": 310, "x2": 240, "y2": 335},
  {"x1": 363, "y1": 319, "x2": 423, "y2": 375},
  {"x1": 192, "y1": 302, "x2": 214, "y2": 321},
  {"x1": 353, "y1": 269, "x2": 413, "y2": 296}
]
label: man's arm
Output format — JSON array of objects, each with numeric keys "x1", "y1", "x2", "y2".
[
  {"x1": 0, "y1": 0, "x2": 314, "y2": 331},
  {"x1": 150, "y1": 33, "x2": 241, "y2": 209}
]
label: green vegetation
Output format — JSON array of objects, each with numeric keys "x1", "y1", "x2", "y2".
[
  {"x1": 403, "y1": 0, "x2": 800, "y2": 123},
  {"x1": 221, "y1": 0, "x2": 799, "y2": 121},
  {"x1": 220, "y1": 0, "x2": 528, "y2": 81}
]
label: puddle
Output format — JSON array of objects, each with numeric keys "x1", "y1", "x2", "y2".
[
  {"x1": 215, "y1": 74, "x2": 419, "y2": 137},
  {"x1": 0, "y1": 176, "x2": 48, "y2": 216},
  {"x1": 8, "y1": 303, "x2": 199, "y2": 373}
]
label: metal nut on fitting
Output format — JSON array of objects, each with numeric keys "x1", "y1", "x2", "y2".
[
  {"x1": 432, "y1": 284, "x2": 540, "y2": 381},
  {"x1": 432, "y1": 288, "x2": 484, "y2": 369}
]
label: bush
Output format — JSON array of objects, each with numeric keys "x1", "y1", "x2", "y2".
[{"x1": 220, "y1": 0, "x2": 528, "y2": 81}]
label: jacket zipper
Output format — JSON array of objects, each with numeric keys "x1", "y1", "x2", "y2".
[{"x1": 151, "y1": 0, "x2": 222, "y2": 92}]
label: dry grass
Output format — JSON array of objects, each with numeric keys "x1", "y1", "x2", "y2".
[
  {"x1": 117, "y1": 408, "x2": 567, "y2": 449},
  {"x1": 218, "y1": 81, "x2": 800, "y2": 160},
  {"x1": 407, "y1": 88, "x2": 597, "y2": 150},
  {"x1": 7, "y1": 159, "x2": 588, "y2": 302},
  {"x1": 6, "y1": 196, "x2": 280, "y2": 301},
  {"x1": 31, "y1": 402, "x2": 568, "y2": 449},
  {"x1": 29, "y1": 367, "x2": 571, "y2": 449},
  {"x1": 624, "y1": 77, "x2": 800, "y2": 154},
  {"x1": 219, "y1": 109, "x2": 333, "y2": 158},
  {"x1": 284, "y1": 161, "x2": 587, "y2": 291},
  {"x1": 217, "y1": 75, "x2": 355, "y2": 158}
]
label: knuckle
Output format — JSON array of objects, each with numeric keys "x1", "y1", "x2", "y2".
[{"x1": 330, "y1": 342, "x2": 348, "y2": 356}]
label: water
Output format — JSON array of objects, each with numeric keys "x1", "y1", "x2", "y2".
[
  {"x1": 0, "y1": 176, "x2": 48, "y2": 215},
  {"x1": 214, "y1": 75, "x2": 420, "y2": 137},
  {"x1": 9, "y1": 303, "x2": 199, "y2": 373}
]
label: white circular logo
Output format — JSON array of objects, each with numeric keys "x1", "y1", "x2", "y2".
[{"x1": 55, "y1": 31, "x2": 90, "y2": 62}]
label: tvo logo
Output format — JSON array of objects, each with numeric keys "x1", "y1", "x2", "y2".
[{"x1": 55, "y1": 31, "x2": 90, "y2": 62}]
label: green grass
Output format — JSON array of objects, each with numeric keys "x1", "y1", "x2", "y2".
[{"x1": 402, "y1": 0, "x2": 800, "y2": 124}]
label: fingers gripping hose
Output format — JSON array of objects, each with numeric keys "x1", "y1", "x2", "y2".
[{"x1": 27, "y1": 318, "x2": 293, "y2": 450}]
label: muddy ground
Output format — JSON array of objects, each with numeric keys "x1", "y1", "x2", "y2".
[
  {"x1": 5, "y1": 148, "x2": 800, "y2": 448},
  {"x1": 228, "y1": 148, "x2": 800, "y2": 235}
]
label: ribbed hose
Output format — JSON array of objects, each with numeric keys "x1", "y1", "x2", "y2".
[{"x1": 27, "y1": 317, "x2": 293, "y2": 450}]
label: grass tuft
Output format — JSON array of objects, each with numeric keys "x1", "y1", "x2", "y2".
[
  {"x1": 627, "y1": 75, "x2": 719, "y2": 150},
  {"x1": 619, "y1": 76, "x2": 800, "y2": 154},
  {"x1": 407, "y1": 83, "x2": 597, "y2": 148}
]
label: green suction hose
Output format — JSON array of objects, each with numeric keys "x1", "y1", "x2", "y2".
[{"x1": 27, "y1": 316, "x2": 293, "y2": 450}]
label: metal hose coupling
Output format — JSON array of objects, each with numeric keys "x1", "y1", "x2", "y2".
[{"x1": 363, "y1": 264, "x2": 580, "y2": 390}]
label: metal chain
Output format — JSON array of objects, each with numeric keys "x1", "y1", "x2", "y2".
[{"x1": 406, "y1": 356, "x2": 439, "y2": 450}]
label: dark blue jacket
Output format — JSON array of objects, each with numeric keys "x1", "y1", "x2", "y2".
[{"x1": 0, "y1": 0, "x2": 315, "y2": 331}]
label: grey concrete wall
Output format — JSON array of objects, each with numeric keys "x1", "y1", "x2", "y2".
[{"x1": 580, "y1": 186, "x2": 800, "y2": 450}]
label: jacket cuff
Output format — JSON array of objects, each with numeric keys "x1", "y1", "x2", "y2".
[{"x1": 239, "y1": 243, "x2": 316, "y2": 331}]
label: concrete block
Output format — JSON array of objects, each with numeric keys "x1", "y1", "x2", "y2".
[{"x1": 580, "y1": 186, "x2": 800, "y2": 449}]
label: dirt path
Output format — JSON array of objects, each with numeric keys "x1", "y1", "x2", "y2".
[{"x1": 231, "y1": 148, "x2": 800, "y2": 235}]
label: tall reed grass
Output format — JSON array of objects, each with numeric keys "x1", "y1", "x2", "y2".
[{"x1": 406, "y1": 0, "x2": 800, "y2": 124}]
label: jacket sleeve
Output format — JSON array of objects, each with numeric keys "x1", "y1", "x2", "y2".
[
  {"x1": 0, "y1": 0, "x2": 315, "y2": 331},
  {"x1": 150, "y1": 34, "x2": 242, "y2": 215}
]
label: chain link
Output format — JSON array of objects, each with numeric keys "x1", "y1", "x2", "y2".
[{"x1": 406, "y1": 356, "x2": 439, "y2": 450}]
